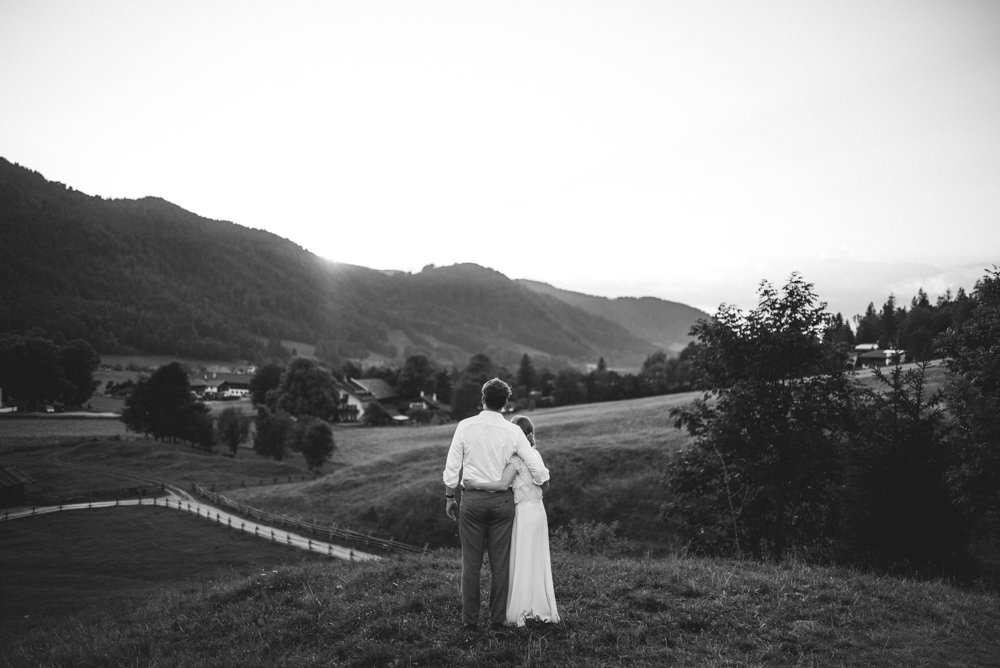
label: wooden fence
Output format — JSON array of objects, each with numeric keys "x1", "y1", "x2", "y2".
[
  {"x1": 192, "y1": 485, "x2": 427, "y2": 556},
  {"x1": 0, "y1": 495, "x2": 381, "y2": 561}
]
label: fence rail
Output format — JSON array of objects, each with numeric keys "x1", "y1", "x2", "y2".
[
  {"x1": 193, "y1": 485, "x2": 427, "y2": 556},
  {"x1": 0, "y1": 495, "x2": 381, "y2": 562}
]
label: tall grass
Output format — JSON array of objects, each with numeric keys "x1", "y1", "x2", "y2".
[
  {"x1": 4, "y1": 540, "x2": 998, "y2": 667},
  {"x1": 226, "y1": 394, "x2": 697, "y2": 552}
]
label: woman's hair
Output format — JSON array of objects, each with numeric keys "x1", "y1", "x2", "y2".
[{"x1": 510, "y1": 415, "x2": 534, "y2": 437}]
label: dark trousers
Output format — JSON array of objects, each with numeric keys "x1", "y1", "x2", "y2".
[{"x1": 458, "y1": 489, "x2": 515, "y2": 625}]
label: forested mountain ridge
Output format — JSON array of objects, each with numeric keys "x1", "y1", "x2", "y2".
[
  {"x1": 518, "y1": 280, "x2": 709, "y2": 354},
  {"x1": 0, "y1": 157, "x2": 702, "y2": 367}
]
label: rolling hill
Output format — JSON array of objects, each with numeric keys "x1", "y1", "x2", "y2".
[
  {"x1": 519, "y1": 280, "x2": 708, "y2": 355},
  {"x1": 0, "y1": 157, "x2": 707, "y2": 368}
]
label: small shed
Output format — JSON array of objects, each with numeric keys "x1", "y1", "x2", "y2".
[{"x1": 0, "y1": 465, "x2": 34, "y2": 508}]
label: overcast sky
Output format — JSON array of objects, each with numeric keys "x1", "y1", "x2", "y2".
[{"x1": 2, "y1": 0, "x2": 997, "y2": 317}]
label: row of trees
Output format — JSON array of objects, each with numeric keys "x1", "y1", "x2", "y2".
[
  {"x1": 120, "y1": 361, "x2": 335, "y2": 471},
  {"x1": 341, "y1": 344, "x2": 699, "y2": 423},
  {"x1": 666, "y1": 269, "x2": 999, "y2": 574},
  {"x1": 0, "y1": 333, "x2": 99, "y2": 411},
  {"x1": 249, "y1": 358, "x2": 337, "y2": 469},
  {"x1": 830, "y1": 287, "x2": 977, "y2": 362}
]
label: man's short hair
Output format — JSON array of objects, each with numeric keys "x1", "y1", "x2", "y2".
[{"x1": 481, "y1": 378, "x2": 512, "y2": 410}]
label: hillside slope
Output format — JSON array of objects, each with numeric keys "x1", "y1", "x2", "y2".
[
  {"x1": 520, "y1": 279, "x2": 709, "y2": 354},
  {"x1": 0, "y1": 157, "x2": 695, "y2": 367},
  {"x1": 4, "y1": 542, "x2": 998, "y2": 667}
]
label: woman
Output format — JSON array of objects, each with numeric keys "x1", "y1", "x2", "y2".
[{"x1": 464, "y1": 415, "x2": 560, "y2": 626}]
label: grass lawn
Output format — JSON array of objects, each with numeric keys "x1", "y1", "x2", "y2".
[
  {"x1": 0, "y1": 507, "x2": 333, "y2": 641},
  {"x1": 3, "y1": 541, "x2": 998, "y2": 667}
]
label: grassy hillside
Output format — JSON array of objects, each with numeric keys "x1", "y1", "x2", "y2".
[
  {"x1": 3, "y1": 372, "x2": 998, "y2": 665},
  {"x1": 223, "y1": 392, "x2": 698, "y2": 552},
  {"x1": 3, "y1": 528, "x2": 998, "y2": 666}
]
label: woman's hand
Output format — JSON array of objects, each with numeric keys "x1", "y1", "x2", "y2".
[{"x1": 463, "y1": 480, "x2": 482, "y2": 491}]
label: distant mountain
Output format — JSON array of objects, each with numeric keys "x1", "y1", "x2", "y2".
[
  {"x1": 0, "y1": 157, "x2": 703, "y2": 369},
  {"x1": 518, "y1": 280, "x2": 708, "y2": 355}
]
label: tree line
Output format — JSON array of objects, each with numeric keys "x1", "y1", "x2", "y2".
[
  {"x1": 0, "y1": 333, "x2": 100, "y2": 411},
  {"x1": 119, "y1": 360, "x2": 336, "y2": 471},
  {"x1": 823, "y1": 286, "x2": 976, "y2": 363},
  {"x1": 665, "y1": 268, "x2": 1000, "y2": 576}
]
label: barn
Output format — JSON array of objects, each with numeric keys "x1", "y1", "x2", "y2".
[{"x1": 0, "y1": 465, "x2": 34, "y2": 508}]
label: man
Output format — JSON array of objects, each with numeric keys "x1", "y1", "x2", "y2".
[{"x1": 442, "y1": 377, "x2": 550, "y2": 630}]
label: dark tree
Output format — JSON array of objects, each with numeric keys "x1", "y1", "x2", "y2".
[
  {"x1": 397, "y1": 354, "x2": 435, "y2": 401},
  {"x1": 552, "y1": 368, "x2": 586, "y2": 406},
  {"x1": 668, "y1": 274, "x2": 854, "y2": 560},
  {"x1": 216, "y1": 406, "x2": 251, "y2": 455},
  {"x1": 449, "y1": 379, "x2": 482, "y2": 421},
  {"x1": 268, "y1": 358, "x2": 339, "y2": 420},
  {"x1": 56, "y1": 339, "x2": 100, "y2": 407},
  {"x1": 0, "y1": 335, "x2": 99, "y2": 410},
  {"x1": 361, "y1": 401, "x2": 393, "y2": 426},
  {"x1": 289, "y1": 417, "x2": 335, "y2": 471},
  {"x1": 121, "y1": 362, "x2": 212, "y2": 447},
  {"x1": 840, "y1": 363, "x2": 964, "y2": 571},
  {"x1": 935, "y1": 267, "x2": 1000, "y2": 536},
  {"x1": 249, "y1": 363, "x2": 284, "y2": 407},
  {"x1": 253, "y1": 409, "x2": 293, "y2": 461},
  {"x1": 516, "y1": 353, "x2": 537, "y2": 395}
]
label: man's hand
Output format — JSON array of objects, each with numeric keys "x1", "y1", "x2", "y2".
[{"x1": 446, "y1": 496, "x2": 459, "y2": 521}]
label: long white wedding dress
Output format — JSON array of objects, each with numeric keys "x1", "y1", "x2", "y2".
[{"x1": 506, "y1": 454, "x2": 560, "y2": 626}]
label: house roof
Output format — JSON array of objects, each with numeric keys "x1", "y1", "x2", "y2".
[
  {"x1": 859, "y1": 349, "x2": 904, "y2": 359},
  {"x1": 350, "y1": 378, "x2": 398, "y2": 401},
  {"x1": 197, "y1": 372, "x2": 253, "y2": 386},
  {"x1": 0, "y1": 465, "x2": 34, "y2": 487}
]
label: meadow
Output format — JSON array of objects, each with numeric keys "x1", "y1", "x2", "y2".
[
  {"x1": 3, "y1": 521, "x2": 998, "y2": 666},
  {"x1": 5, "y1": 364, "x2": 996, "y2": 666}
]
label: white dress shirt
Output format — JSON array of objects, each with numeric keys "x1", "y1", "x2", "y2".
[{"x1": 443, "y1": 410, "x2": 550, "y2": 489}]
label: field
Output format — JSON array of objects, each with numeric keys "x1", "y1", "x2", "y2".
[
  {"x1": 0, "y1": 508, "x2": 332, "y2": 639},
  {"x1": 3, "y1": 525, "x2": 999, "y2": 666},
  {"x1": 2, "y1": 369, "x2": 999, "y2": 666}
]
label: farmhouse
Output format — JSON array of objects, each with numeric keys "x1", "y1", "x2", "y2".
[
  {"x1": 857, "y1": 348, "x2": 907, "y2": 368},
  {"x1": 0, "y1": 465, "x2": 34, "y2": 508},
  {"x1": 336, "y1": 377, "x2": 399, "y2": 422},
  {"x1": 191, "y1": 372, "x2": 252, "y2": 399}
]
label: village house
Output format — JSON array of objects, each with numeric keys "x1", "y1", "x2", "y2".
[
  {"x1": 852, "y1": 343, "x2": 907, "y2": 369},
  {"x1": 191, "y1": 372, "x2": 252, "y2": 399},
  {"x1": 0, "y1": 465, "x2": 33, "y2": 508},
  {"x1": 335, "y1": 377, "x2": 399, "y2": 422}
]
